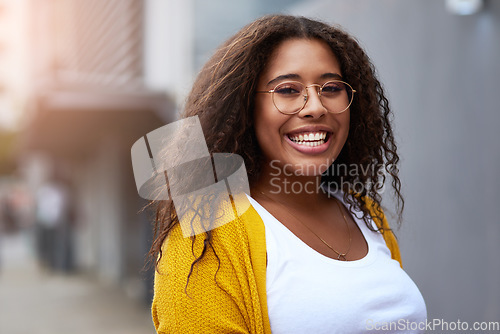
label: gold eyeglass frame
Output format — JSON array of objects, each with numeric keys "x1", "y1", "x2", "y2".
[{"x1": 256, "y1": 80, "x2": 356, "y2": 115}]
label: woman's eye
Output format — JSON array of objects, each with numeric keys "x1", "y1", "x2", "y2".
[
  {"x1": 321, "y1": 82, "x2": 344, "y2": 95},
  {"x1": 275, "y1": 85, "x2": 301, "y2": 95}
]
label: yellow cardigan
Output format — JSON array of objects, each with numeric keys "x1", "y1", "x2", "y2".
[{"x1": 152, "y1": 201, "x2": 401, "y2": 334}]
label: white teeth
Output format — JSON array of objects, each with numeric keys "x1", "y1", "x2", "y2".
[
  {"x1": 293, "y1": 140, "x2": 326, "y2": 147},
  {"x1": 288, "y1": 131, "x2": 328, "y2": 147}
]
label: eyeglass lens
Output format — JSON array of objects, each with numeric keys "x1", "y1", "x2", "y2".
[{"x1": 272, "y1": 81, "x2": 353, "y2": 114}]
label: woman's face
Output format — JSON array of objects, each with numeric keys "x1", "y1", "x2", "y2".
[{"x1": 254, "y1": 38, "x2": 350, "y2": 177}]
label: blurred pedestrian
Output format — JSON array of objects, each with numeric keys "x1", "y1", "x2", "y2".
[
  {"x1": 1, "y1": 192, "x2": 18, "y2": 234},
  {"x1": 35, "y1": 174, "x2": 75, "y2": 273}
]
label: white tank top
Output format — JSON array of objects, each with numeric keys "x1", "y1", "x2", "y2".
[{"x1": 247, "y1": 192, "x2": 427, "y2": 334}]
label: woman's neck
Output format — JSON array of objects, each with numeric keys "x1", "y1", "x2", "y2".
[{"x1": 250, "y1": 164, "x2": 329, "y2": 208}]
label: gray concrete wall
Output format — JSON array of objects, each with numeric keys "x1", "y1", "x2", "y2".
[{"x1": 290, "y1": 0, "x2": 500, "y2": 328}]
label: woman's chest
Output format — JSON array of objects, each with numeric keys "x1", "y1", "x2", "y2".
[{"x1": 265, "y1": 241, "x2": 427, "y2": 334}]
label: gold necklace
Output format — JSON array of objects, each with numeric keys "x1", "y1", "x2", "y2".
[{"x1": 258, "y1": 191, "x2": 352, "y2": 261}]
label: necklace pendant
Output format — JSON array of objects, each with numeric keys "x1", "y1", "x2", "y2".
[{"x1": 337, "y1": 254, "x2": 347, "y2": 261}]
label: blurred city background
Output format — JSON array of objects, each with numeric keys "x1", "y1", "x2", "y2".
[{"x1": 0, "y1": 0, "x2": 498, "y2": 333}]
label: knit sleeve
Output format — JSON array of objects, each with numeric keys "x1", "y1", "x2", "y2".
[{"x1": 151, "y1": 208, "x2": 270, "y2": 333}]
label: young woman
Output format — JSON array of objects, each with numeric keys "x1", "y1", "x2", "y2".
[{"x1": 149, "y1": 15, "x2": 426, "y2": 333}]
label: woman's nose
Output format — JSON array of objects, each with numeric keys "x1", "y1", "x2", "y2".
[{"x1": 298, "y1": 86, "x2": 327, "y2": 118}]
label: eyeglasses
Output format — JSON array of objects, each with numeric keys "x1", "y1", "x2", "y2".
[{"x1": 256, "y1": 80, "x2": 356, "y2": 115}]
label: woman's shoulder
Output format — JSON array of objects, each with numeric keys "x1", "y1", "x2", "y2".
[{"x1": 161, "y1": 200, "x2": 266, "y2": 263}]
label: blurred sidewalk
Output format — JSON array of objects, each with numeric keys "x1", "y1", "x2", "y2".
[{"x1": 0, "y1": 232, "x2": 156, "y2": 334}]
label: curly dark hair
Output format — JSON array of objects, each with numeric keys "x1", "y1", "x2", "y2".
[{"x1": 147, "y1": 14, "x2": 404, "y2": 272}]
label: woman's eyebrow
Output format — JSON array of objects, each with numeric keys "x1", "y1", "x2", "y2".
[
  {"x1": 321, "y1": 72, "x2": 343, "y2": 80},
  {"x1": 267, "y1": 73, "x2": 301, "y2": 86}
]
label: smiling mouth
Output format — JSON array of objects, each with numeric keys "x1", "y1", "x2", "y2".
[{"x1": 286, "y1": 131, "x2": 331, "y2": 147}]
